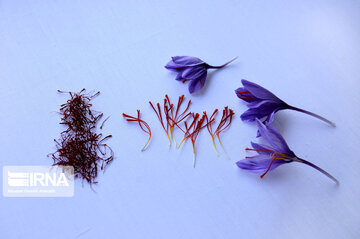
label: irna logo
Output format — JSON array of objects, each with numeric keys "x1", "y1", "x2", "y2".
[
  {"x1": 3, "y1": 166, "x2": 74, "y2": 197},
  {"x1": 7, "y1": 171, "x2": 69, "y2": 187}
]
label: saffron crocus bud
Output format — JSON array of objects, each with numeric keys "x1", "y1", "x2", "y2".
[
  {"x1": 235, "y1": 79, "x2": 336, "y2": 127},
  {"x1": 165, "y1": 56, "x2": 237, "y2": 94},
  {"x1": 237, "y1": 119, "x2": 339, "y2": 184}
]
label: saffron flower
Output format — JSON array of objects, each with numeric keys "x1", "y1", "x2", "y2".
[
  {"x1": 165, "y1": 56, "x2": 237, "y2": 93},
  {"x1": 236, "y1": 119, "x2": 339, "y2": 184},
  {"x1": 122, "y1": 110, "x2": 152, "y2": 151},
  {"x1": 235, "y1": 80, "x2": 336, "y2": 127}
]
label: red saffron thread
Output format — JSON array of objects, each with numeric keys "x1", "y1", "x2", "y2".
[
  {"x1": 236, "y1": 91, "x2": 260, "y2": 101},
  {"x1": 50, "y1": 89, "x2": 114, "y2": 185},
  {"x1": 164, "y1": 95, "x2": 191, "y2": 143},
  {"x1": 205, "y1": 107, "x2": 235, "y2": 156},
  {"x1": 100, "y1": 116, "x2": 110, "y2": 130},
  {"x1": 149, "y1": 97, "x2": 174, "y2": 146},
  {"x1": 245, "y1": 148, "x2": 287, "y2": 178},
  {"x1": 178, "y1": 113, "x2": 215, "y2": 167},
  {"x1": 122, "y1": 110, "x2": 152, "y2": 151}
]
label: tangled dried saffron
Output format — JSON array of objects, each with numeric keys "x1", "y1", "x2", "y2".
[
  {"x1": 122, "y1": 110, "x2": 152, "y2": 151},
  {"x1": 50, "y1": 89, "x2": 114, "y2": 185},
  {"x1": 205, "y1": 107, "x2": 235, "y2": 156}
]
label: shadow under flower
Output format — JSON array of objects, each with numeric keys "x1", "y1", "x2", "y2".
[{"x1": 191, "y1": 63, "x2": 238, "y2": 97}]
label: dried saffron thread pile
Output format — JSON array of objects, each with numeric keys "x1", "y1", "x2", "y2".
[
  {"x1": 50, "y1": 89, "x2": 114, "y2": 185},
  {"x1": 123, "y1": 95, "x2": 234, "y2": 167}
]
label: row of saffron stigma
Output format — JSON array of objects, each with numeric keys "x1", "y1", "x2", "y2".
[{"x1": 122, "y1": 95, "x2": 235, "y2": 168}]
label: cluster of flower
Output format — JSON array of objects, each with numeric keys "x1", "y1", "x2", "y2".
[
  {"x1": 165, "y1": 56, "x2": 338, "y2": 184},
  {"x1": 235, "y1": 80, "x2": 338, "y2": 183}
]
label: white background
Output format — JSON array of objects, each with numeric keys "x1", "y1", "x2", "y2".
[{"x1": 0, "y1": 0, "x2": 359, "y2": 238}]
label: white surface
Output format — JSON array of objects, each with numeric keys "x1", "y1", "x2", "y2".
[{"x1": 0, "y1": 0, "x2": 359, "y2": 238}]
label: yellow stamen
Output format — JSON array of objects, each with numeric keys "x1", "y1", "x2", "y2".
[
  {"x1": 141, "y1": 136, "x2": 151, "y2": 152},
  {"x1": 212, "y1": 137, "x2": 220, "y2": 157}
]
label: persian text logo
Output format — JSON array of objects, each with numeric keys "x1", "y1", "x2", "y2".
[{"x1": 3, "y1": 166, "x2": 74, "y2": 197}]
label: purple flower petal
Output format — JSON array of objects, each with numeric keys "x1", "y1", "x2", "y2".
[
  {"x1": 250, "y1": 142, "x2": 276, "y2": 154},
  {"x1": 256, "y1": 119, "x2": 293, "y2": 155},
  {"x1": 242, "y1": 79, "x2": 282, "y2": 102},
  {"x1": 235, "y1": 87, "x2": 259, "y2": 103},
  {"x1": 188, "y1": 71, "x2": 207, "y2": 94},
  {"x1": 172, "y1": 56, "x2": 204, "y2": 66},
  {"x1": 165, "y1": 56, "x2": 203, "y2": 72},
  {"x1": 240, "y1": 100, "x2": 280, "y2": 122},
  {"x1": 182, "y1": 65, "x2": 207, "y2": 80},
  {"x1": 236, "y1": 154, "x2": 287, "y2": 174},
  {"x1": 166, "y1": 56, "x2": 236, "y2": 94},
  {"x1": 265, "y1": 110, "x2": 276, "y2": 124},
  {"x1": 175, "y1": 72, "x2": 185, "y2": 81},
  {"x1": 165, "y1": 61, "x2": 183, "y2": 72},
  {"x1": 255, "y1": 110, "x2": 279, "y2": 137}
]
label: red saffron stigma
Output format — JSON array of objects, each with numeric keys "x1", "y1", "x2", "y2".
[
  {"x1": 178, "y1": 112, "x2": 214, "y2": 167},
  {"x1": 260, "y1": 158, "x2": 276, "y2": 178},
  {"x1": 205, "y1": 107, "x2": 235, "y2": 156},
  {"x1": 100, "y1": 116, "x2": 110, "y2": 130},
  {"x1": 149, "y1": 98, "x2": 173, "y2": 146},
  {"x1": 123, "y1": 110, "x2": 152, "y2": 151},
  {"x1": 50, "y1": 89, "x2": 114, "y2": 185},
  {"x1": 164, "y1": 95, "x2": 191, "y2": 140},
  {"x1": 245, "y1": 148, "x2": 272, "y2": 152},
  {"x1": 245, "y1": 148, "x2": 287, "y2": 178},
  {"x1": 260, "y1": 152, "x2": 286, "y2": 178},
  {"x1": 236, "y1": 91, "x2": 260, "y2": 101},
  {"x1": 150, "y1": 95, "x2": 191, "y2": 146}
]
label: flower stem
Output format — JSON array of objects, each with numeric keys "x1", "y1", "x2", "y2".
[
  {"x1": 296, "y1": 157, "x2": 339, "y2": 185},
  {"x1": 287, "y1": 105, "x2": 336, "y2": 127},
  {"x1": 207, "y1": 56, "x2": 238, "y2": 69}
]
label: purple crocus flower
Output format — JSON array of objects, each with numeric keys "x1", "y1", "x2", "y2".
[
  {"x1": 235, "y1": 79, "x2": 336, "y2": 127},
  {"x1": 236, "y1": 119, "x2": 339, "y2": 184},
  {"x1": 165, "y1": 56, "x2": 237, "y2": 94}
]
